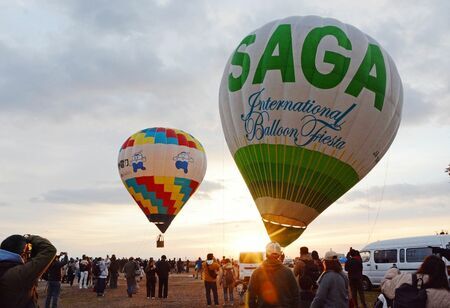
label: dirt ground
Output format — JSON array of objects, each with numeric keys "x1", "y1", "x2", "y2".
[
  {"x1": 37, "y1": 273, "x2": 240, "y2": 308},
  {"x1": 37, "y1": 273, "x2": 379, "y2": 307}
]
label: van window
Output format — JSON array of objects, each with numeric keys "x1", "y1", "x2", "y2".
[
  {"x1": 400, "y1": 249, "x2": 405, "y2": 263},
  {"x1": 406, "y1": 247, "x2": 432, "y2": 263},
  {"x1": 374, "y1": 249, "x2": 397, "y2": 263},
  {"x1": 360, "y1": 251, "x2": 370, "y2": 262}
]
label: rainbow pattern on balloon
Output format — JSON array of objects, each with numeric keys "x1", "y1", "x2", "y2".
[
  {"x1": 121, "y1": 127, "x2": 205, "y2": 152},
  {"x1": 124, "y1": 176, "x2": 200, "y2": 233}
]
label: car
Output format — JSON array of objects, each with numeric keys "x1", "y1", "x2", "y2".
[
  {"x1": 238, "y1": 251, "x2": 264, "y2": 281},
  {"x1": 283, "y1": 258, "x2": 294, "y2": 268}
]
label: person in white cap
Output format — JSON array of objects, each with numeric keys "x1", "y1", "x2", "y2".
[
  {"x1": 247, "y1": 242, "x2": 299, "y2": 307},
  {"x1": 311, "y1": 250, "x2": 349, "y2": 308}
]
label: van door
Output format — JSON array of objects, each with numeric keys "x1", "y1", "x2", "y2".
[
  {"x1": 373, "y1": 249, "x2": 398, "y2": 285},
  {"x1": 360, "y1": 250, "x2": 374, "y2": 287}
]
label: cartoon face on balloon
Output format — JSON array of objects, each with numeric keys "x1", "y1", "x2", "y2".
[
  {"x1": 219, "y1": 16, "x2": 403, "y2": 246},
  {"x1": 173, "y1": 152, "x2": 194, "y2": 174}
]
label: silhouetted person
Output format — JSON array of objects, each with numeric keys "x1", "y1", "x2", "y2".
[{"x1": 156, "y1": 255, "x2": 170, "y2": 298}]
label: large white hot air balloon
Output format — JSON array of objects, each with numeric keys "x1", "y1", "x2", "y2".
[{"x1": 219, "y1": 16, "x2": 403, "y2": 246}]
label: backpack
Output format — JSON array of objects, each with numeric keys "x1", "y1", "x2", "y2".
[
  {"x1": 224, "y1": 268, "x2": 234, "y2": 285},
  {"x1": 206, "y1": 263, "x2": 217, "y2": 279},
  {"x1": 393, "y1": 274, "x2": 427, "y2": 308},
  {"x1": 301, "y1": 259, "x2": 320, "y2": 283}
]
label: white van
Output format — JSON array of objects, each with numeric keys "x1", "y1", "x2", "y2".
[
  {"x1": 359, "y1": 234, "x2": 450, "y2": 290},
  {"x1": 238, "y1": 251, "x2": 264, "y2": 281}
]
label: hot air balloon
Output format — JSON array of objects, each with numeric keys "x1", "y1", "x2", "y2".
[
  {"x1": 219, "y1": 16, "x2": 402, "y2": 247},
  {"x1": 118, "y1": 128, "x2": 207, "y2": 246}
]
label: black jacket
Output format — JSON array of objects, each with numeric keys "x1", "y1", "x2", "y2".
[
  {"x1": 156, "y1": 260, "x2": 170, "y2": 278},
  {"x1": 344, "y1": 256, "x2": 363, "y2": 280},
  {"x1": 47, "y1": 255, "x2": 68, "y2": 282},
  {"x1": 0, "y1": 235, "x2": 56, "y2": 308}
]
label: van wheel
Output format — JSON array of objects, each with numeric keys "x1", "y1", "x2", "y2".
[{"x1": 362, "y1": 276, "x2": 372, "y2": 291}]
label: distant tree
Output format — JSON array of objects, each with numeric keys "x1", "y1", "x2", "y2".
[{"x1": 446, "y1": 164, "x2": 450, "y2": 176}]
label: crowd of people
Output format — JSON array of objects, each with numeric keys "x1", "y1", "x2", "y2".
[{"x1": 0, "y1": 234, "x2": 449, "y2": 307}]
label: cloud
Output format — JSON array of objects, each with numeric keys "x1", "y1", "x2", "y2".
[
  {"x1": 342, "y1": 181, "x2": 450, "y2": 203},
  {"x1": 31, "y1": 186, "x2": 129, "y2": 205},
  {"x1": 194, "y1": 180, "x2": 224, "y2": 200},
  {"x1": 32, "y1": 179, "x2": 224, "y2": 205}
]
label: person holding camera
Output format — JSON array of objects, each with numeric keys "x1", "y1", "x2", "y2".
[
  {"x1": 0, "y1": 234, "x2": 57, "y2": 308},
  {"x1": 45, "y1": 251, "x2": 68, "y2": 308}
]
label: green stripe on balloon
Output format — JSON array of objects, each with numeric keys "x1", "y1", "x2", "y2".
[{"x1": 234, "y1": 144, "x2": 360, "y2": 213}]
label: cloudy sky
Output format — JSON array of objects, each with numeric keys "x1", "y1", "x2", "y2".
[{"x1": 0, "y1": 0, "x2": 449, "y2": 260}]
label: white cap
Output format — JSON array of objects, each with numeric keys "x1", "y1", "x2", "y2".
[
  {"x1": 266, "y1": 242, "x2": 282, "y2": 256},
  {"x1": 324, "y1": 250, "x2": 338, "y2": 260}
]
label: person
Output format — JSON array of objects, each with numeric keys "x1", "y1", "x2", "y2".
[
  {"x1": 220, "y1": 256, "x2": 227, "y2": 266},
  {"x1": 109, "y1": 254, "x2": 119, "y2": 289},
  {"x1": 145, "y1": 257, "x2": 157, "y2": 299},
  {"x1": 247, "y1": 242, "x2": 299, "y2": 307},
  {"x1": 310, "y1": 250, "x2": 349, "y2": 308},
  {"x1": 78, "y1": 255, "x2": 89, "y2": 289},
  {"x1": 294, "y1": 246, "x2": 320, "y2": 289},
  {"x1": 299, "y1": 275, "x2": 316, "y2": 308},
  {"x1": 96, "y1": 257, "x2": 108, "y2": 297},
  {"x1": 123, "y1": 257, "x2": 139, "y2": 298},
  {"x1": 0, "y1": 234, "x2": 57, "y2": 307},
  {"x1": 219, "y1": 258, "x2": 237, "y2": 306},
  {"x1": 67, "y1": 258, "x2": 76, "y2": 287},
  {"x1": 311, "y1": 250, "x2": 324, "y2": 274},
  {"x1": 345, "y1": 248, "x2": 367, "y2": 308},
  {"x1": 203, "y1": 252, "x2": 221, "y2": 306},
  {"x1": 195, "y1": 257, "x2": 203, "y2": 279},
  {"x1": 381, "y1": 255, "x2": 450, "y2": 308},
  {"x1": 156, "y1": 254, "x2": 170, "y2": 298},
  {"x1": 177, "y1": 258, "x2": 183, "y2": 274},
  {"x1": 45, "y1": 252, "x2": 68, "y2": 308}
]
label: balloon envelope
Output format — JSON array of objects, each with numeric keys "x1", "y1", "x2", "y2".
[
  {"x1": 219, "y1": 16, "x2": 402, "y2": 246},
  {"x1": 118, "y1": 127, "x2": 207, "y2": 233}
]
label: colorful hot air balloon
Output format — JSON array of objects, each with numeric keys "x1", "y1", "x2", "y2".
[
  {"x1": 118, "y1": 128, "x2": 207, "y2": 236},
  {"x1": 219, "y1": 16, "x2": 403, "y2": 247}
]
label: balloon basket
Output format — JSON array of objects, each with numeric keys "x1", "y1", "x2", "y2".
[{"x1": 156, "y1": 234, "x2": 164, "y2": 248}]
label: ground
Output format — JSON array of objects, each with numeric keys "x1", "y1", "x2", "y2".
[{"x1": 37, "y1": 273, "x2": 380, "y2": 307}]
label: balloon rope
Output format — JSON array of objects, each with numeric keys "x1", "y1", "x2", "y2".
[
  {"x1": 222, "y1": 136, "x2": 225, "y2": 257},
  {"x1": 367, "y1": 153, "x2": 389, "y2": 244}
]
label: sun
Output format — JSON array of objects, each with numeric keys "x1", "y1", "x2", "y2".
[{"x1": 229, "y1": 234, "x2": 269, "y2": 256}]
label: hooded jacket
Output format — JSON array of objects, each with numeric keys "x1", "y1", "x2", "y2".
[
  {"x1": 247, "y1": 257, "x2": 299, "y2": 308},
  {"x1": 381, "y1": 268, "x2": 450, "y2": 308},
  {"x1": 310, "y1": 270, "x2": 349, "y2": 308},
  {"x1": 0, "y1": 235, "x2": 56, "y2": 308}
]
